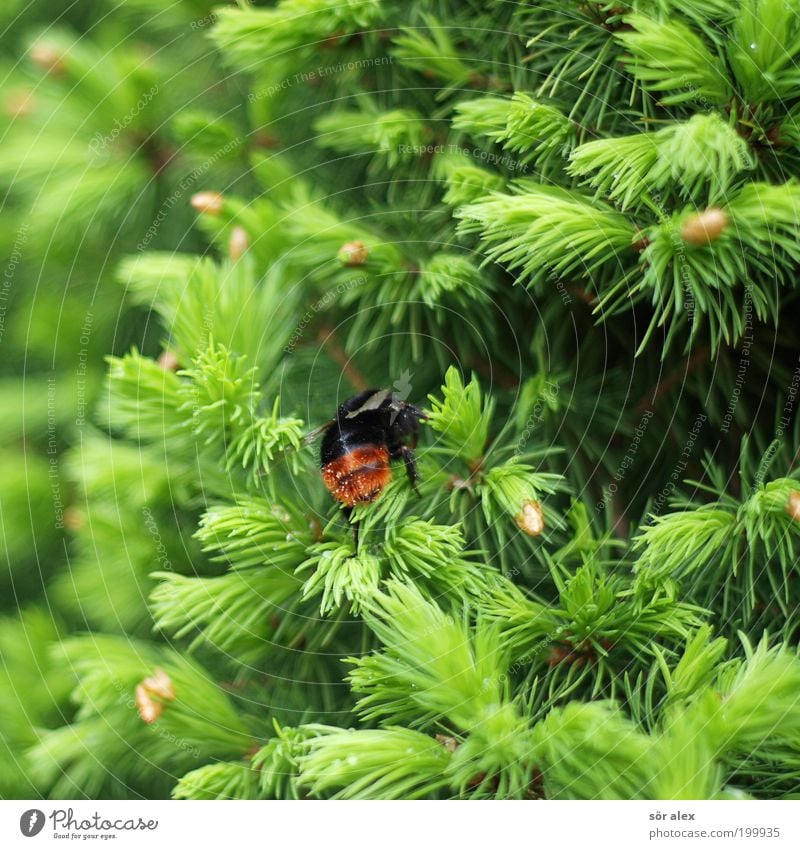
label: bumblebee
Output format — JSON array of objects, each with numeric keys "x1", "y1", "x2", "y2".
[{"x1": 310, "y1": 389, "x2": 425, "y2": 540}]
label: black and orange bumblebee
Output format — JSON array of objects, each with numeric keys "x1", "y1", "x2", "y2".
[{"x1": 309, "y1": 388, "x2": 425, "y2": 542}]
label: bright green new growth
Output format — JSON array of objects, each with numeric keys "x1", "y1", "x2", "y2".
[
  {"x1": 569, "y1": 114, "x2": 754, "y2": 207},
  {"x1": 457, "y1": 184, "x2": 637, "y2": 288},
  {"x1": 454, "y1": 94, "x2": 575, "y2": 167}
]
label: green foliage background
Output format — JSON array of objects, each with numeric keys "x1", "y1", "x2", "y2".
[{"x1": 1, "y1": 0, "x2": 800, "y2": 800}]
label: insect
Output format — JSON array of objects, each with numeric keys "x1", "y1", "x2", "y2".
[{"x1": 307, "y1": 388, "x2": 425, "y2": 545}]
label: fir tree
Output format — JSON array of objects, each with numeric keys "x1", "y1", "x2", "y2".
[{"x1": 3, "y1": 0, "x2": 800, "y2": 801}]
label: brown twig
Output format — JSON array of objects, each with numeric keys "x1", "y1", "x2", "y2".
[
  {"x1": 316, "y1": 324, "x2": 369, "y2": 391},
  {"x1": 636, "y1": 344, "x2": 710, "y2": 414},
  {"x1": 467, "y1": 352, "x2": 519, "y2": 390}
]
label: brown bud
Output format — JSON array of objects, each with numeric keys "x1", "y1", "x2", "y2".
[
  {"x1": 547, "y1": 643, "x2": 592, "y2": 668},
  {"x1": 785, "y1": 491, "x2": 800, "y2": 522},
  {"x1": 135, "y1": 668, "x2": 176, "y2": 723},
  {"x1": 337, "y1": 240, "x2": 368, "y2": 266},
  {"x1": 449, "y1": 476, "x2": 471, "y2": 491},
  {"x1": 252, "y1": 131, "x2": 281, "y2": 149},
  {"x1": 135, "y1": 684, "x2": 162, "y2": 724},
  {"x1": 228, "y1": 226, "x2": 249, "y2": 261},
  {"x1": 547, "y1": 645, "x2": 572, "y2": 667},
  {"x1": 29, "y1": 42, "x2": 65, "y2": 74},
  {"x1": 142, "y1": 667, "x2": 176, "y2": 701},
  {"x1": 435, "y1": 734, "x2": 458, "y2": 753},
  {"x1": 190, "y1": 191, "x2": 224, "y2": 215},
  {"x1": 515, "y1": 499, "x2": 545, "y2": 536},
  {"x1": 680, "y1": 208, "x2": 729, "y2": 246},
  {"x1": 63, "y1": 508, "x2": 85, "y2": 532},
  {"x1": 4, "y1": 89, "x2": 35, "y2": 119},
  {"x1": 157, "y1": 350, "x2": 180, "y2": 372},
  {"x1": 322, "y1": 30, "x2": 346, "y2": 49}
]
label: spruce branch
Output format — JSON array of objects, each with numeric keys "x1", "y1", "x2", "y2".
[
  {"x1": 105, "y1": 343, "x2": 306, "y2": 491},
  {"x1": 530, "y1": 701, "x2": 654, "y2": 799},
  {"x1": 121, "y1": 255, "x2": 299, "y2": 374},
  {"x1": 297, "y1": 518, "x2": 497, "y2": 615},
  {"x1": 151, "y1": 496, "x2": 317, "y2": 656},
  {"x1": 728, "y1": 0, "x2": 800, "y2": 103},
  {"x1": 252, "y1": 722, "x2": 319, "y2": 800},
  {"x1": 299, "y1": 726, "x2": 452, "y2": 799},
  {"x1": 344, "y1": 582, "x2": 537, "y2": 796},
  {"x1": 347, "y1": 581, "x2": 511, "y2": 731},
  {"x1": 454, "y1": 93, "x2": 574, "y2": 167},
  {"x1": 28, "y1": 637, "x2": 254, "y2": 797},
  {"x1": 299, "y1": 544, "x2": 381, "y2": 614},
  {"x1": 658, "y1": 625, "x2": 731, "y2": 708},
  {"x1": 422, "y1": 367, "x2": 569, "y2": 571},
  {"x1": 426, "y1": 366, "x2": 494, "y2": 466},
  {"x1": 634, "y1": 505, "x2": 739, "y2": 584},
  {"x1": 103, "y1": 350, "x2": 186, "y2": 443},
  {"x1": 436, "y1": 154, "x2": 506, "y2": 206},
  {"x1": 314, "y1": 107, "x2": 428, "y2": 167},
  {"x1": 518, "y1": 2, "x2": 638, "y2": 132},
  {"x1": 212, "y1": 0, "x2": 384, "y2": 72},
  {"x1": 634, "y1": 445, "x2": 800, "y2": 624},
  {"x1": 173, "y1": 761, "x2": 259, "y2": 800},
  {"x1": 706, "y1": 635, "x2": 800, "y2": 753},
  {"x1": 616, "y1": 13, "x2": 732, "y2": 107},
  {"x1": 477, "y1": 461, "x2": 564, "y2": 537},
  {"x1": 480, "y1": 558, "x2": 705, "y2": 701},
  {"x1": 598, "y1": 181, "x2": 800, "y2": 354},
  {"x1": 197, "y1": 497, "x2": 313, "y2": 571},
  {"x1": 380, "y1": 519, "x2": 494, "y2": 601},
  {"x1": 456, "y1": 183, "x2": 637, "y2": 288},
  {"x1": 150, "y1": 569, "x2": 303, "y2": 658},
  {"x1": 392, "y1": 16, "x2": 488, "y2": 91},
  {"x1": 569, "y1": 113, "x2": 754, "y2": 207}
]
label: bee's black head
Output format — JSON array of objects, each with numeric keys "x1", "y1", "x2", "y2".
[
  {"x1": 334, "y1": 388, "x2": 425, "y2": 438},
  {"x1": 386, "y1": 396, "x2": 424, "y2": 438}
]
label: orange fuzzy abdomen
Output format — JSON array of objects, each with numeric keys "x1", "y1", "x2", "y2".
[{"x1": 321, "y1": 445, "x2": 392, "y2": 507}]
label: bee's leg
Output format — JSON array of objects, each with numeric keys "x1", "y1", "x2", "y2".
[
  {"x1": 342, "y1": 505, "x2": 359, "y2": 550},
  {"x1": 394, "y1": 444, "x2": 420, "y2": 495}
]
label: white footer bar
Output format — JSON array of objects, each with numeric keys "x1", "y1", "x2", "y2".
[{"x1": 2, "y1": 800, "x2": 797, "y2": 848}]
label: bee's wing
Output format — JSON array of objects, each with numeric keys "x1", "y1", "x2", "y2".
[
  {"x1": 344, "y1": 388, "x2": 391, "y2": 418},
  {"x1": 302, "y1": 419, "x2": 336, "y2": 445},
  {"x1": 303, "y1": 386, "x2": 407, "y2": 441},
  {"x1": 301, "y1": 391, "x2": 385, "y2": 445}
]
